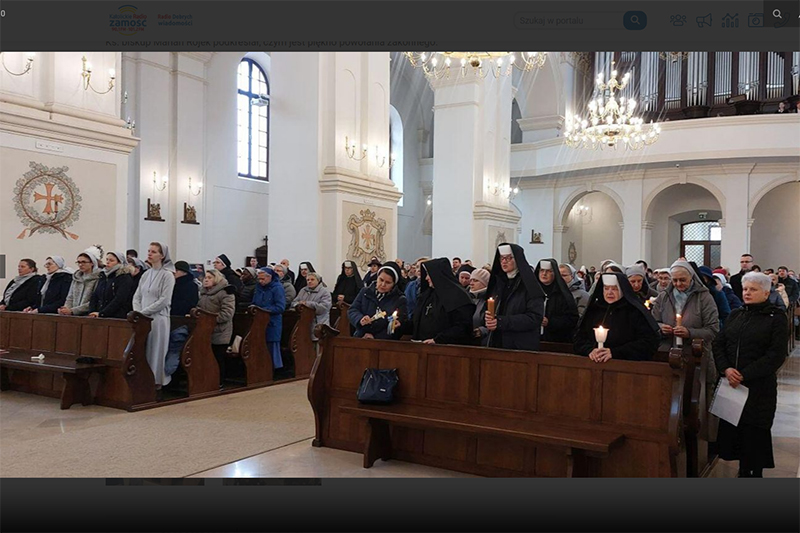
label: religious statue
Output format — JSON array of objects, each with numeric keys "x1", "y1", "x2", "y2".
[{"x1": 530, "y1": 230, "x2": 543, "y2": 244}]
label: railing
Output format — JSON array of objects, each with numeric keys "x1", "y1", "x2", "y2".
[{"x1": 589, "y1": 51, "x2": 800, "y2": 120}]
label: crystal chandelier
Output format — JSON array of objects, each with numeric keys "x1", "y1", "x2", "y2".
[
  {"x1": 403, "y1": 52, "x2": 546, "y2": 79},
  {"x1": 564, "y1": 63, "x2": 661, "y2": 150}
]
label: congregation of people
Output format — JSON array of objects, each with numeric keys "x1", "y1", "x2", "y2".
[{"x1": 2, "y1": 243, "x2": 796, "y2": 477}]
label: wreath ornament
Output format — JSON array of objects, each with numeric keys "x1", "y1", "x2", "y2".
[{"x1": 14, "y1": 162, "x2": 82, "y2": 240}]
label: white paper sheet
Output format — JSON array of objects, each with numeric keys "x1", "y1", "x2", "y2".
[{"x1": 709, "y1": 378, "x2": 749, "y2": 427}]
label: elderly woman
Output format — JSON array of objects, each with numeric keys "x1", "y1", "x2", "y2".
[
  {"x1": 713, "y1": 272, "x2": 788, "y2": 477},
  {"x1": 89, "y1": 252, "x2": 135, "y2": 319},
  {"x1": 252, "y1": 267, "x2": 286, "y2": 370},
  {"x1": 573, "y1": 272, "x2": 661, "y2": 362},
  {"x1": 198, "y1": 270, "x2": 236, "y2": 387},
  {"x1": 133, "y1": 243, "x2": 176, "y2": 389},
  {"x1": 0, "y1": 259, "x2": 41, "y2": 312},
  {"x1": 348, "y1": 262, "x2": 407, "y2": 340},
  {"x1": 239, "y1": 267, "x2": 259, "y2": 309},
  {"x1": 468, "y1": 268, "x2": 490, "y2": 346},
  {"x1": 332, "y1": 261, "x2": 363, "y2": 305},
  {"x1": 560, "y1": 263, "x2": 590, "y2": 317},
  {"x1": 292, "y1": 271, "x2": 332, "y2": 340},
  {"x1": 59, "y1": 252, "x2": 100, "y2": 316},
  {"x1": 272, "y1": 263, "x2": 296, "y2": 306},
  {"x1": 25, "y1": 256, "x2": 72, "y2": 314},
  {"x1": 626, "y1": 264, "x2": 658, "y2": 303}
]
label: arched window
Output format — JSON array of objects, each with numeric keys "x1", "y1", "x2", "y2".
[
  {"x1": 238, "y1": 58, "x2": 269, "y2": 181},
  {"x1": 389, "y1": 105, "x2": 403, "y2": 206}
]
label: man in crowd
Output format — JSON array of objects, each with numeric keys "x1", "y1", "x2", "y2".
[
  {"x1": 279, "y1": 259, "x2": 296, "y2": 285},
  {"x1": 777, "y1": 266, "x2": 799, "y2": 304},
  {"x1": 451, "y1": 257, "x2": 462, "y2": 275},
  {"x1": 730, "y1": 254, "x2": 754, "y2": 301}
]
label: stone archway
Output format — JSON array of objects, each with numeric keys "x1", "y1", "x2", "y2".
[
  {"x1": 559, "y1": 190, "x2": 623, "y2": 268},
  {"x1": 750, "y1": 181, "x2": 800, "y2": 270}
]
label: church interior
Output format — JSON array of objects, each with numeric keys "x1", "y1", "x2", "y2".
[{"x1": 1, "y1": 51, "x2": 798, "y2": 479}]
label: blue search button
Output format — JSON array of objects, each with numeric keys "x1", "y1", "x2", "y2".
[{"x1": 623, "y1": 11, "x2": 647, "y2": 29}]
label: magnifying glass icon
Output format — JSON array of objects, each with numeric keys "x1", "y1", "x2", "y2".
[
  {"x1": 631, "y1": 15, "x2": 640, "y2": 24},
  {"x1": 773, "y1": 9, "x2": 782, "y2": 18}
]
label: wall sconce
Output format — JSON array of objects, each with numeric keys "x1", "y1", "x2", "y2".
[
  {"x1": 344, "y1": 136, "x2": 367, "y2": 161},
  {"x1": 81, "y1": 55, "x2": 115, "y2": 94},
  {"x1": 124, "y1": 117, "x2": 136, "y2": 131},
  {"x1": 486, "y1": 181, "x2": 519, "y2": 200},
  {"x1": 426, "y1": 197, "x2": 432, "y2": 206},
  {"x1": 376, "y1": 147, "x2": 397, "y2": 169},
  {"x1": 188, "y1": 176, "x2": 203, "y2": 196},
  {"x1": 575, "y1": 203, "x2": 592, "y2": 223},
  {"x1": 153, "y1": 171, "x2": 168, "y2": 192},
  {"x1": 0, "y1": 52, "x2": 35, "y2": 76}
]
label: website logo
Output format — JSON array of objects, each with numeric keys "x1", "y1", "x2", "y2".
[{"x1": 110, "y1": 5, "x2": 147, "y2": 36}]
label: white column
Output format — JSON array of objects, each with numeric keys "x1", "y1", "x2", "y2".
[
  {"x1": 720, "y1": 182, "x2": 751, "y2": 269},
  {"x1": 552, "y1": 225, "x2": 569, "y2": 263},
  {"x1": 641, "y1": 221, "x2": 655, "y2": 266}
]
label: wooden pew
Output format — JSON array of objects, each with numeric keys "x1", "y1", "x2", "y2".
[
  {"x1": 169, "y1": 308, "x2": 220, "y2": 396},
  {"x1": 280, "y1": 308, "x2": 300, "y2": 374},
  {"x1": 0, "y1": 310, "x2": 155, "y2": 410},
  {"x1": 335, "y1": 302, "x2": 352, "y2": 337},
  {"x1": 289, "y1": 303, "x2": 317, "y2": 379},
  {"x1": 238, "y1": 305, "x2": 273, "y2": 386},
  {"x1": 309, "y1": 326, "x2": 685, "y2": 477}
]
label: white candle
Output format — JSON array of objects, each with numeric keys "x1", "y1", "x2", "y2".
[
  {"x1": 594, "y1": 326, "x2": 608, "y2": 349},
  {"x1": 675, "y1": 314, "x2": 683, "y2": 347}
]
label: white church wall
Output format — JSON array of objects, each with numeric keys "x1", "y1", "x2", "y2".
[
  {"x1": 562, "y1": 192, "x2": 623, "y2": 268},
  {"x1": 515, "y1": 187, "x2": 555, "y2": 263},
  {"x1": 751, "y1": 182, "x2": 800, "y2": 271}
]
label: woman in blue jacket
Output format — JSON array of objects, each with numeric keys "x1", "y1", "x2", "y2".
[
  {"x1": 348, "y1": 261, "x2": 407, "y2": 340},
  {"x1": 252, "y1": 266, "x2": 286, "y2": 369}
]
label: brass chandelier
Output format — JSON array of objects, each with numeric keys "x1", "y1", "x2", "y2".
[
  {"x1": 564, "y1": 63, "x2": 661, "y2": 150},
  {"x1": 403, "y1": 52, "x2": 547, "y2": 79}
]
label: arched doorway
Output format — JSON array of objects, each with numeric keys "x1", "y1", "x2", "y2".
[
  {"x1": 750, "y1": 181, "x2": 800, "y2": 270},
  {"x1": 561, "y1": 191, "x2": 623, "y2": 268},
  {"x1": 646, "y1": 183, "x2": 723, "y2": 268}
]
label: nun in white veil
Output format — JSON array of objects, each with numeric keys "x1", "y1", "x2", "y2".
[{"x1": 133, "y1": 242, "x2": 176, "y2": 389}]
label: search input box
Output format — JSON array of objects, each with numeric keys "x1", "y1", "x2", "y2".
[{"x1": 514, "y1": 11, "x2": 645, "y2": 30}]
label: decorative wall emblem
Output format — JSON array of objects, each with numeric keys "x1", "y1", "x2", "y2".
[
  {"x1": 14, "y1": 162, "x2": 82, "y2": 240},
  {"x1": 494, "y1": 231, "x2": 509, "y2": 249},
  {"x1": 347, "y1": 209, "x2": 387, "y2": 269},
  {"x1": 568, "y1": 242, "x2": 578, "y2": 264}
]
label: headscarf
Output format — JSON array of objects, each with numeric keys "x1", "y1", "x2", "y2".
[
  {"x1": 374, "y1": 261, "x2": 402, "y2": 301},
  {"x1": 578, "y1": 271, "x2": 660, "y2": 334},
  {"x1": 669, "y1": 259, "x2": 703, "y2": 312},
  {"x1": 103, "y1": 251, "x2": 126, "y2": 277},
  {"x1": 217, "y1": 254, "x2": 232, "y2": 268},
  {"x1": 257, "y1": 266, "x2": 279, "y2": 288},
  {"x1": 713, "y1": 273, "x2": 731, "y2": 289},
  {"x1": 486, "y1": 243, "x2": 544, "y2": 302},
  {"x1": 152, "y1": 242, "x2": 175, "y2": 272},
  {"x1": 456, "y1": 264, "x2": 476, "y2": 276},
  {"x1": 79, "y1": 252, "x2": 99, "y2": 271},
  {"x1": 334, "y1": 260, "x2": 363, "y2": 291},
  {"x1": 4, "y1": 264, "x2": 38, "y2": 304},
  {"x1": 294, "y1": 262, "x2": 316, "y2": 292},
  {"x1": 244, "y1": 267, "x2": 258, "y2": 279},
  {"x1": 131, "y1": 257, "x2": 149, "y2": 272},
  {"x1": 40, "y1": 256, "x2": 71, "y2": 297},
  {"x1": 419, "y1": 257, "x2": 473, "y2": 312},
  {"x1": 534, "y1": 258, "x2": 578, "y2": 314}
]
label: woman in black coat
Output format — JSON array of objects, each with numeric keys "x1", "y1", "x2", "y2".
[
  {"x1": 411, "y1": 258, "x2": 474, "y2": 345},
  {"x1": 485, "y1": 243, "x2": 545, "y2": 351},
  {"x1": 348, "y1": 262, "x2": 407, "y2": 340},
  {"x1": 534, "y1": 258, "x2": 579, "y2": 343},
  {"x1": 332, "y1": 260, "x2": 363, "y2": 305},
  {"x1": 29, "y1": 256, "x2": 72, "y2": 314},
  {"x1": 212, "y1": 254, "x2": 244, "y2": 298},
  {"x1": 0, "y1": 259, "x2": 41, "y2": 312},
  {"x1": 573, "y1": 272, "x2": 661, "y2": 362},
  {"x1": 171, "y1": 261, "x2": 200, "y2": 316},
  {"x1": 712, "y1": 272, "x2": 788, "y2": 477},
  {"x1": 88, "y1": 252, "x2": 135, "y2": 319}
]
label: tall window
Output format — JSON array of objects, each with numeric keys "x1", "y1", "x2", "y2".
[
  {"x1": 681, "y1": 221, "x2": 721, "y2": 267},
  {"x1": 238, "y1": 58, "x2": 269, "y2": 181}
]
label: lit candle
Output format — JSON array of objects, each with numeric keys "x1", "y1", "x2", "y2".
[
  {"x1": 487, "y1": 297, "x2": 495, "y2": 317},
  {"x1": 675, "y1": 313, "x2": 683, "y2": 347},
  {"x1": 390, "y1": 310, "x2": 399, "y2": 333},
  {"x1": 594, "y1": 326, "x2": 608, "y2": 349},
  {"x1": 644, "y1": 300, "x2": 650, "y2": 309}
]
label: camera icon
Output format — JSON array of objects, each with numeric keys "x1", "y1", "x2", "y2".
[{"x1": 748, "y1": 12, "x2": 763, "y2": 27}]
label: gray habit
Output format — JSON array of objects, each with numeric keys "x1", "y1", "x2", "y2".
[{"x1": 133, "y1": 258, "x2": 176, "y2": 386}]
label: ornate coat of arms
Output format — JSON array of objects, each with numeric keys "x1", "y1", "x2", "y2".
[
  {"x1": 347, "y1": 209, "x2": 387, "y2": 269},
  {"x1": 14, "y1": 162, "x2": 82, "y2": 240}
]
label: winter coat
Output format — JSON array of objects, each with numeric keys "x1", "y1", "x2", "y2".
[
  {"x1": 348, "y1": 285, "x2": 407, "y2": 340},
  {"x1": 252, "y1": 278, "x2": 286, "y2": 342},
  {"x1": 470, "y1": 290, "x2": 489, "y2": 346},
  {"x1": 89, "y1": 268, "x2": 135, "y2": 318},
  {"x1": 778, "y1": 275, "x2": 799, "y2": 304},
  {"x1": 487, "y1": 274, "x2": 544, "y2": 351},
  {"x1": 220, "y1": 267, "x2": 243, "y2": 295},
  {"x1": 540, "y1": 282, "x2": 579, "y2": 343},
  {"x1": 712, "y1": 301, "x2": 788, "y2": 429},
  {"x1": 63, "y1": 270, "x2": 100, "y2": 316},
  {"x1": 198, "y1": 280, "x2": 236, "y2": 345},
  {"x1": 730, "y1": 271, "x2": 746, "y2": 301},
  {"x1": 36, "y1": 272, "x2": 72, "y2": 314},
  {"x1": 768, "y1": 288, "x2": 787, "y2": 311},
  {"x1": 568, "y1": 277, "x2": 591, "y2": 317},
  {"x1": 405, "y1": 278, "x2": 420, "y2": 319},
  {"x1": 651, "y1": 281, "x2": 720, "y2": 361},
  {"x1": 293, "y1": 284, "x2": 333, "y2": 340},
  {"x1": 708, "y1": 285, "x2": 731, "y2": 328},
  {"x1": 171, "y1": 274, "x2": 200, "y2": 317},
  {"x1": 239, "y1": 278, "x2": 257, "y2": 309},
  {"x1": 721, "y1": 285, "x2": 743, "y2": 311},
  {"x1": 281, "y1": 279, "x2": 296, "y2": 306},
  {"x1": 573, "y1": 298, "x2": 660, "y2": 361},
  {"x1": 363, "y1": 270, "x2": 378, "y2": 288},
  {"x1": 1, "y1": 276, "x2": 42, "y2": 311}
]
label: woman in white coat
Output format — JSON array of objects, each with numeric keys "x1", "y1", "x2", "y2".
[{"x1": 133, "y1": 242, "x2": 176, "y2": 389}]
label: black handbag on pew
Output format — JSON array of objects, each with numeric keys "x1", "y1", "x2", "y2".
[{"x1": 356, "y1": 368, "x2": 399, "y2": 404}]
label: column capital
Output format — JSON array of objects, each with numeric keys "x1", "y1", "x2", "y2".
[
  {"x1": 618, "y1": 221, "x2": 625, "y2": 230},
  {"x1": 747, "y1": 218, "x2": 756, "y2": 227},
  {"x1": 473, "y1": 201, "x2": 521, "y2": 224},
  {"x1": 641, "y1": 220, "x2": 655, "y2": 230},
  {"x1": 553, "y1": 225, "x2": 569, "y2": 234}
]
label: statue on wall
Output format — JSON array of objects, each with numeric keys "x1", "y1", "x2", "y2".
[
  {"x1": 14, "y1": 162, "x2": 82, "y2": 240},
  {"x1": 347, "y1": 209, "x2": 387, "y2": 270}
]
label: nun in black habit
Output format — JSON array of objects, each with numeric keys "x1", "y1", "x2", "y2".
[
  {"x1": 294, "y1": 262, "x2": 317, "y2": 293},
  {"x1": 534, "y1": 258, "x2": 579, "y2": 343},
  {"x1": 332, "y1": 260, "x2": 363, "y2": 305},
  {"x1": 573, "y1": 272, "x2": 661, "y2": 362},
  {"x1": 485, "y1": 243, "x2": 545, "y2": 351},
  {"x1": 411, "y1": 258, "x2": 475, "y2": 345}
]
